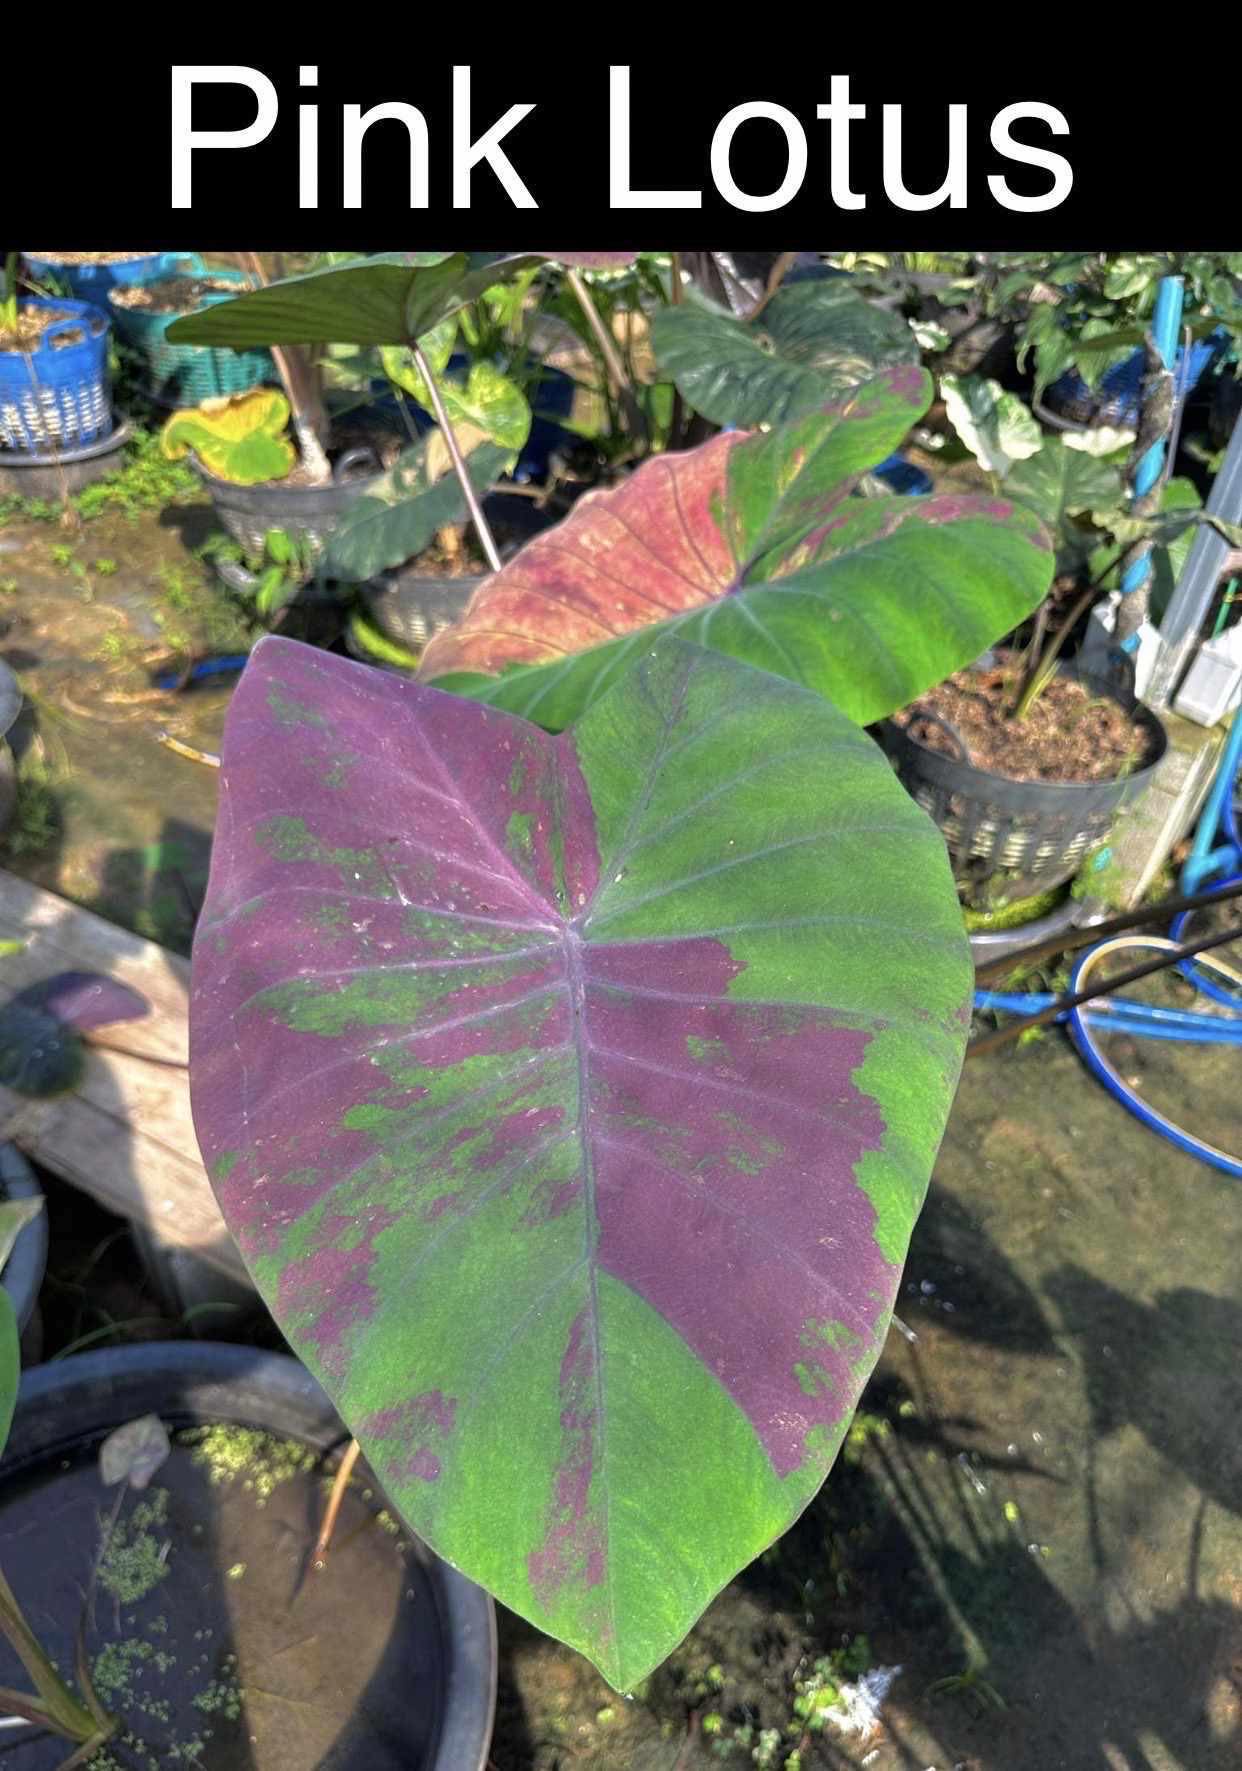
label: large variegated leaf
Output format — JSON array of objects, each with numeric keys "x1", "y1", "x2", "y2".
[
  {"x1": 322, "y1": 438, "x2": 513, "y2": 583},
  {"x1": 417, "y1": 366, "x2": 1054, "y2": 730},
  {"x1": 651, "y1": 279, "x2": 920, "y2": 427},
  {"x1": 190, "y1": 633, "x2": 971, "y2": 1690}
]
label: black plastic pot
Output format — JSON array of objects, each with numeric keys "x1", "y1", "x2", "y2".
[
  {"x1": 361, "y1": 570, "x2": 487, "y2": 653},
  {"x1": 0, "y1": 417, "x2": 133, "y2": 501},
  {"x1": 0, "y1": 1343, "x2": 497, "y2": 1769},
  {"x1": 0, "y1": 1144, "x2": 46, "y2": 1345},
  {"x1": 880, "y1": 668, "x2": 1168, "y2": 885}
]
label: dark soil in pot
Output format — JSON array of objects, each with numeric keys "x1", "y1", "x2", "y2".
[
  {"x1": 0, "y1": 1344, "x2": 496, "y2": 1770},
  {"x1": 0, "y1": 305, "x2": 103, "y2": 354},
  {"x1": 110, "y1": 278, "x2": 248, "y2": 318},
  {"x1": 894, "y1": 653, "x2": 1161, "y2": 783}
]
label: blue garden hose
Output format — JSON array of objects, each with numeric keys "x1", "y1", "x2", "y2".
[{"x1": 974, "y1": 707, "x2": 1242, "y2": 1174}]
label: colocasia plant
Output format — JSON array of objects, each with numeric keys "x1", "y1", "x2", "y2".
[{"x1": 178, "y1": 254, "x2": 1053, "y2": 1688}]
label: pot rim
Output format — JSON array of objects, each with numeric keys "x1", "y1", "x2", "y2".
[
  {"x1": 884, "y1": 663, "x2": 1168, "y2": 799},
  {"x1": 3, "y1": 1341, "x2": 498, "y2": 1771}
]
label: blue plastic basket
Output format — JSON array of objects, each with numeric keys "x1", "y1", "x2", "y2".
[
  {"x1": 108, "y1": 257, "x2": 276, "y2": 407},
  {"x1": 874, "y1": 452, "x2": 932, "y2": 496},
  {"x1": 1045, "y1": 333, "x2": 1222, "y2": 430},
  {"x1": 22, "y1": 252, "x2": 187, "y2": 303},
  {"x1": 0, "y1": 297, "x2": 113, "y2": 452}
]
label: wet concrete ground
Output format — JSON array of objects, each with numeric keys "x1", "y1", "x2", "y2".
[{"x1": 1, "y1": 503, "x2": 1239, "y2": 1770}]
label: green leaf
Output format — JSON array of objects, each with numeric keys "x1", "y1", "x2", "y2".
[
  {"x1": 417, "y1": 367, "x2": 1054, "y2": 731},
  {"x1": 160, "y1": 390, "x2": 295, "y2": 486},
  {"x1": 1005, "y1": 437, "x2": 1125, "y2": 534},
  {"x1": 651, "y1": 281, "x2": 919, "y2": 427},
  {"x1": 941, "y1": 376, "x2": 1043, "y2": 478},
  {"x1": 1088, "y1": 477, "x2": 1205, "y2": 618},
  {"x1": 321, "y1": 438, "x2": 513, "y2": 582},
  {"x1": 191, "y1": 630, "x2": 972, "y2": 1690},
  {"x1": 165, "y1": 252, "x2": 543, "y2": 350},
  {"x1": 0, "y1": 1287, "x2": 18, "y2": 1461},
  {"x1": 380, "y1": 315, "x2": 460, "y2": 403},
  {"x1": 0, "y1": 1197, "x2": 41, "y2": 1274}
]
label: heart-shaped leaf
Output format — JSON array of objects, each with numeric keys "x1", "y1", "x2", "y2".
[
  {"x1": 166, "y1": 252, "x2": 543, "y2": 350},
  {"x1": 321, "y1": 438, "x2": 513, "y2": 583},
  {"x1": 652, "y1": 280, "x2": 920, "y2": 427},
  {"x1": 190, "y1": 632, "x2": 971, "y2": 1690},
  {"x1": 1005, "y1": 436, "x2": 1125, "y2": 536},
  {"x1": 417, "y1": 367, "x2": 1054, "y2": 730},
  {"x1": 161, "y1": 390, "x2": 295, "y2": 486},
  {"x1": 941, "y1": 375, "x2": 1044, "y2": 478}
]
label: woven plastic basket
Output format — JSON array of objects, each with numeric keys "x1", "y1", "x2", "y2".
[
  {"x1": 108, "y1": 258, "x2": 275, "y2": 407},
  {"x1": 0, "y1": 298, "x2": 112, "y2": 452},
  {"x1": 1043, "y1": 335, "x2": 1220, "y2": 430},
  {"x1": 22, "y1": 252, "x2": 184, "y2": 303}
]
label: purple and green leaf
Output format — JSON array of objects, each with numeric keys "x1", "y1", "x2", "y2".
[
  {"x1": 417, "y1": 366, "x2": 1054, "y2": 730},
  {"x1": 190, "y1": 632, "x2": 971, "y2": 1689}
]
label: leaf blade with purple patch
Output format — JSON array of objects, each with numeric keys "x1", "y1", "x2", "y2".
[
  {"x1": 190, "y1": 633, "x2": 971, "y2": 1689},
  {"x1": 417, "y1": 367, "x2": 1054, "y2": 731}
]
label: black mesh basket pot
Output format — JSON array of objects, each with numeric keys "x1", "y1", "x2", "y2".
[
  {"x1": 878, "y1": 668, "x2": 1168, "y2": 885},
  {"x1": 196, "y1": 447, "x2": 386, "y2": 592},
  {"x1": 360, "y1": 570, "x2": 488, "y2": 653}
]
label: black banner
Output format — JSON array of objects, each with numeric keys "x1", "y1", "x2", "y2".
[{"x1": 5, "y1": 43, "x2": 1230, "y2": 247}]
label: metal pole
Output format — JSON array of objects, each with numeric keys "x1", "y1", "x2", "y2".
[
  {"x1": 1114, "y1": 275, "x2": 1184, "y2": 652},
  {"x1": 1146, "y1": 405, "x2": 1242, "y2": 709}
]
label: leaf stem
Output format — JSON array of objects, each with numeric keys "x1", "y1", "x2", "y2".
[
  {"x1": 564, "y1": 268, "x2": 648, "y2": 452},
  {"x1": 411, "y1": 345, "x2": 502, "y2": 574},
  {"x1": 0, "y1": 1566, "x2": 103, "y2": 1743},
  {"x1": 746, "y1": 250, "x2": 798, "y2": 323}
]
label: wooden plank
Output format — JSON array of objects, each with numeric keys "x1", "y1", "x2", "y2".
[{"x1": 0, "y1": 870, "x2": 247, "y2": 1284}]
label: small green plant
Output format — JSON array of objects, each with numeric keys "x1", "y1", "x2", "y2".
[
  {"x1": 0, "y1": 253, "x2": 18, "y2": 340},
  {"x1": 6, "y1": 753, "x2": 62, "y2": 858},
  {"x1": 249, "y1": 528, "x2": 318, "y2": 618}
]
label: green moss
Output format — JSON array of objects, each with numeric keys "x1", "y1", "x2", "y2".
[
  {"x1": 100, "y1": 1488, "x2": 172, "y2": 1604},
  {"x1": 180, "y1": 1424, "x2": 316, "y2": 1504},
  {"x1": 92, "y1": 1637, "x2": 153, "y2": 1704}
]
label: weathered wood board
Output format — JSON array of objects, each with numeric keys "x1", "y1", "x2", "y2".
[{"x1": 0, "y1": 870, "x2": 246, "y2": 1282}]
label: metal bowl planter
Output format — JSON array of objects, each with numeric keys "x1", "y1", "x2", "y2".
[
  {"x1": 108, "y1": 258, "x2": 276, "y2": 407},
  {"x1": 878, "y1": 668, "x2": 1168, "y2": 885},
  {"x1": 0, "y1": 297, "x2": 112, "y2": 452},
  {"x1": 23, "y1": 252, "x2": 187, "y2": 303},
  {"x1": 198, "y1": 446, "x2": 386, "y2": 591}
]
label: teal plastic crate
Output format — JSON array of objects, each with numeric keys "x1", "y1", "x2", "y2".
[{"x1": 107, "y1": 256, "x2": 275, "y2": 407}]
